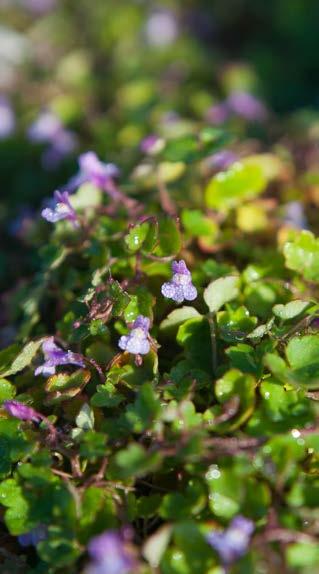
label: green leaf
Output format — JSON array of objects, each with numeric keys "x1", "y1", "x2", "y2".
[
  {"x1": 124, "y1": 221, "x2": 153, "y2": 253},
  {"x1": 137, "y1": 494, "x2": 162, "y2": 518},
  {"x1": 176, "y1": 317, "x2": 212, "y2": 374},
  {"x1": 226, "y1": 343, "x2": 263, "y2": 376},
  {"x1": 204, "y1": 276, "x2": 239, "y2": 313},
  {"x1": 171, "y1": 522, "x2": 213, "y2": 574},
  {"x1": 45, "y1": 369, "x2": 91, "y2": 403},
  {"x1": 125, "y1": 383, "x2": 161, "y2": 433},
  {"x1": 286, "y1": 335, "x2": 319, "y2": 389},
  {"x1": 206, "y1": 466, "x2": 243, "y2": 519},
  {"x1": 159, "y1": 479, "x2": 206, "y2": 520},
  {"x1": 106, "y1": 279, "x2": 131, "y2": 317},
  {"x1": 283, "y1": 230, "x2": 319, "y2": 282},
  {"x1": 0, "y1": 379, "x2": 15, "y2": 403},
  {"x1": 143, "y1": 525, "x2": 173, "y2": 568},
  {"x1": 287, "y1": 476, "x2": 319, "y2": 508},
  {"x1": 0, "y1": 419, "x2": 31, "y2": 478},
  {"x1": 154, "y1": 218, "x2": 181, "y2": 257},
  {"x1": 0, "y1": 345, "x2": 19, "y2": 374},
  {"x1": 123, "y1": 287, "x2": 153, "y2": 323},
  {"x1": 110, "y1": 443, "x2": 162, "y2": 479},
  {"x1": 205, "y1": 159, "x2": 266, "y2": 211},
  {"x1": 259, "y1": 378, "x2": 313, "y2": 427},
  {"x1": 161, "y1": 135, "x2": 198, "y2": 162},
  {"x1": 273, "y1": 300, "x2": 310, "y2": 321},
  {"x1": 214, "y1": 369, "x2": 256, "y2": 431},
  {"x1": 79, "y1": 487, "x2": 117, "y2": 537},
  {"x1": 170, "y1": 400, "x2": 202, "y2": 431},
  {"x1": 38, "y1": 532, "x2": 80, "y2": 567},
  {"x1": 91, "y1": 380, "x2": 125, "y2": 408},
  {"x1": 160, "y1": 306, "x2": 201, "y2": 334},
  {"x1": 181, "y1": 209, "x2": 218, "y2": 239},
  {"x1": 0, "y1": 479, "x2": 29, "y2": 535},
  {"x1": 287, "y1": 543, "x2": 319, "y2": 569},
  {"x1": 218, "y1": 305, "x2": 257, "y2": 343},
  {"x1": 75, "y1": 403, "x2": 94, "y2": 430},
  {"x1": 244, "y1": 280, "x2": 285, "y2": 319},
  {"x1": 0, "y1": 339, "x2": 45, "y2": 377},
  {"x1": 158, "y1": 161, "x2": 185, "y2": 183},
  {"x1": 89, "y1": 319, "x2": 108, "y2": 336},
  {"x1": 79, "y1": 431, "x2": 107, "y2": 460}
]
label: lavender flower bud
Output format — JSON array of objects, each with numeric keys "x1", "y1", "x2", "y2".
[{"x1": 3, "y1": 400, "x2": 42, "y2": 423}]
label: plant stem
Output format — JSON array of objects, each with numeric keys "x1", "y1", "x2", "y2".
[{"x1": 208, "y1": 311, "x2": 218, "y2": 376}]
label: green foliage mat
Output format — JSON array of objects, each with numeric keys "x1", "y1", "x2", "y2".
[{"x1": 1, "y1": 124, "x2": 319, "y2": 573}]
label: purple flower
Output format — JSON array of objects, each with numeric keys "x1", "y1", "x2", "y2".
[
  {"x1": 119, "y1": 316, "x2": 150, "y2": 356},
  {"x1": 42, "y1": 131, "x2": 77, "y2": 170},
  {"x1": 140, "y1": 134, "x2": 164, "y2": 155},
  {"x1": 41, "y1": 191, "x2": 79, "y2": 227},
  {"x1": 35, "y1": 337, "x2": 85, "y2": 376},
  {"x1": 206, "y1": 516, "x2": 254, "y2": 565},
  {"x1": 22, "y1": 0, "x2": 56, "y2": 13},
  {"x1": 146, "y1": 10, "x2": 178, "y2": 47},
  {"x1": 28, "y1": 111, "x2": 66, "y2": 144},
  {"x1": 284, "y1": 201, "x2": 308, "y2": 230},
  {"x1": 208, "y1": 150, "x2": 238, "y2": 171},
  {"x1": 161, "y1": 260, "x2": 197, "y2": 304},
  {"x1": 27, "y1": 111, "x2": 76, "y2": 168},
  {"x1": 0, "y1": 96, "x2": 15, "y2": 139},
  {"x1": 3, "y1": 400, "x2": 42, "y2": 423},
  {"x1": 86, "y1": 530, "x2": 136, "y2": 574},
  {"x1": 75, "y1": 151, "x2": 120, "y2": 189},
  {"x1": 205, "y1": 103, "x2": 230, "y2": 125},
  {"x1": 227, "y1": 91, "x2": 267, "y2": 122},
  {"x1": 18, "y1": 525, "x2": 47, "y2": 547}
]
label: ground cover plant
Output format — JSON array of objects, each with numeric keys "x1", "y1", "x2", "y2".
[
  {"x1": 1, "y1": 2, "x2": 319, "y2": 574},
  {"x1": 1, "y1": 120, "x2": 319, "y2": 573}
]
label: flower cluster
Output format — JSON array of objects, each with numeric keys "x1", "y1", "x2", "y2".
[
  {"x1": 119, "y1": 260, "x2": 197, "y2": 358},
  {"x1": 86, "y1": 530, "x2": 136, "y2": 574},
  {"x1": 206, "y1": 516, "x2": 254, "y2": 565},
  {"x1": 35, "y1": 337, "x2": 85, "y2": 376}
]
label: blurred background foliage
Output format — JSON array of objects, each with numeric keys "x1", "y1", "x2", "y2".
[{"x1": 1, "y1": 0, "x2": 319, "y2": 288}]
